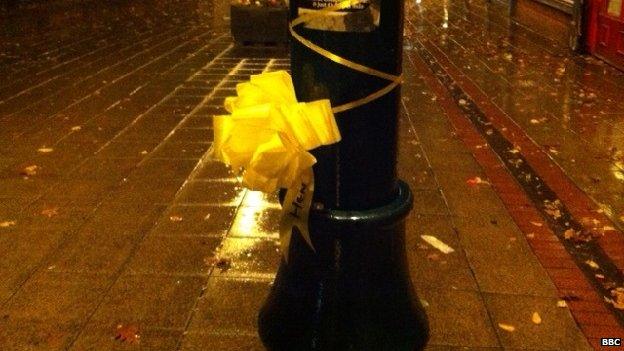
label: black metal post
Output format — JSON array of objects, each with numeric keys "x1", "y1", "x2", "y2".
[{"x1": 258, "y1": 0, "x2": 429, "y2": 349}]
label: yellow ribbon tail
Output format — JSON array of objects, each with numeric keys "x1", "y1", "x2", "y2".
[{"x1": 279, "y1": 168, "x2": 315, "y2": 262}]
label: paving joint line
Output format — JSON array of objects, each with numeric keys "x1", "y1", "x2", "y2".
[{"x1": 61, "y1": 45, "x2": 238, "y2": 351}]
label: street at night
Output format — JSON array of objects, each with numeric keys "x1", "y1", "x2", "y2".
[{"x1": 2, "y1": 0, "x2": 624, "y2": 349}]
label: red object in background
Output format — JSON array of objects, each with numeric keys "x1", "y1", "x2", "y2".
[{"x1": 587, "y1": 0, "x2": 624, "y2": 70}]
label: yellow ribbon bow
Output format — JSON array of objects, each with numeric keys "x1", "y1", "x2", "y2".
[{"x1": 210, "y1": 70, "x2": 341, "y2": 260}]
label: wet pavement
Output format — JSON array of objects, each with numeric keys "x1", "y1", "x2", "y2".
[{"x1": 2, "y1": 0, "x2": 624, "y2": 350}]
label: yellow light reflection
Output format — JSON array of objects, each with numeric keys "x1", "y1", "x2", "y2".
[
  {"x1": 229, "y1": 190, "x2": 279, "y2": 238},
  {"x1": 216, "y1": 190, "x2": 281, "y2": 279},
  {"x1": 442, "y1": 0, "x2": 449, "y2": 29},
  {"x1": 612, "y1": 162, "x2": 624, "y2": 181}
]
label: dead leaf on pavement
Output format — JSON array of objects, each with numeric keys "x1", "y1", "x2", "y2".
[
  {"x1": 41, "y1": 207, "x2": 59, "y2": 218},
  {"x1": 564, "y1": 229, "x2": 575, "y2": 239},
  {"x1": 530, "y1": 221, "x2": 543, "y2": 227},
  {"x1": 205, "y1": 257, "x2": 232, "y2": 272},
  {"x1": 498, "y1": 323, "x2": 515, "y2": 332},
  {"x1": 115, "y1": 324, "x2": 140, "y2": 344},
  {"x1": 544, "y1": 200, "x2": 562, "y2": 219},
  {"x1": 71, "y1": 126, "x2": 82, "y2": 131},
  {"x1": 466, "y1": 176, "x2": 490, "y2": 187},
  {"x1": 169, "y1": 215, "x2": 183, "y2": 222},
  {"x1": 609, "y1": 288, "x2": 624, "y2": 309},
  {"x1": 37, "y1": 147, "x2": 54, "y2": 153},
  {"x1": 421, "y1": 235, "x2": 455, "y2": 254},
  {"x1": 585, "y1": 260, "x2": 600, "y2": 270},
  {"x1": 531, "y1": 312, "x2": 542, "y2": 324},
  {"x1": 20, "y1": 165, "x2": 38, "y2": 177},
  {"x1": 0, "y1": 220, "x2": 16, "y2": 228}
]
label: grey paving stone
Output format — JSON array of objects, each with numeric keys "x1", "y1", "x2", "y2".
[
  {"x1": 187, "y1": 278, "x2": 271, "y2": 333},
  {"x1": 0, "y1": 318, "x2": 82, "y2": 351},
  {"x1": 412, "y1": 189, "x2": 450, "y2": 216},
  {"x1": 151, "y1": 205, "x2": 237, "y2": 237},
  {"x1": 228, "y1": 205, "x2": 281, "y2": 239},
  {"x1": 151, "y1": 142, "x2": 210, "y2": 160},
  {"x1": 0, "y1": 230, "x2": 65, "y2": 302},
  {"x1": 453, "y1": 215, "x2": 556, "y2": 296},
  {"x1": 175, "y1": 180, "x2": 244, "y2": 205},
  {"x1": 69, "y1": 326, "x2": 183, "y2": 351},
  {"x1": 180, "y1": 333, "x2": 264, "y2": 351},
  {"x1": 94, "y1": 141, "x2": 161, "y2": 159},
  {"x1": 416, "y1": 288, "x2": 500, "y2": 348},
  {"x1": 211, "y1": 236, "x2": 281, "y2": 279},
  {"x1": 482, "y1": 293, "x2": 593, "y2": 350},
  {"x1": 89, "y1": 274, "x2": 204, "y2": 329},
  {"x1": 127, "y1": 235, "x2": 221, "y2": 275},
  {"x1": 405, "y1": 213, "x2": 479, "y2": 291},
  {"x1": 2, "y1": 271, "x2": 109, "y2": 321}
]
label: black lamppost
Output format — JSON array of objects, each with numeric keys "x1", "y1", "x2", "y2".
[{"x1": 258, "y1": 0, "x2": 429, "y2": 349}]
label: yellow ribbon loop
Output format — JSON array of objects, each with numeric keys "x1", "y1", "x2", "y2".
[
  {"x1": 289, "y1": 0, "x2": 403, "y2": 113},
  {"x1": 212, "y1": 0, "x2": 404, "y2": 262},
  {"x1": 210, "y1": 71, "x2": 341, "y2": 260}
]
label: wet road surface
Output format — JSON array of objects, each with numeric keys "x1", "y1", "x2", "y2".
[{"x1": 1, "y1": 0, "x2": 624, "y2": 349}]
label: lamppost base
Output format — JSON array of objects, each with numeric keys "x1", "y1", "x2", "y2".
[{"x1": 258, "y1": 180, "x2": 429, "y2": 351}]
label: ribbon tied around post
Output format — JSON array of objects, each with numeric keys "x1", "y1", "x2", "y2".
[
  {"x1": 210, "y1": 71, "x2": 341, "y2": 261},
  {"x1": 211, "y1": 0, "x2": 403, "y2": 262}
]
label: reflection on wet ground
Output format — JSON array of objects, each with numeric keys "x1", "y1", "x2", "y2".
[
  {"x1": 1, "y1": 0, "x2": 624, "y2": 349},
  {"x1": 406, "y1": 0, "x2": 624, "y2": 225}
]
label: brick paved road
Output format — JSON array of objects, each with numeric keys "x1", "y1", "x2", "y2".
[{"x1": 2, "y1": 0, "x2": 624, "y2": 350}]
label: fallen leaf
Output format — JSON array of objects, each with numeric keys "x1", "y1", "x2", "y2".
[
  {"x1": 169, "y1": 215, "x2": 183, "y2": 222},
  {"x1": 564, "y1": 229, "x2": 575, "y2": 239},
  {"x1": 204, "y1": 257, "x2": 233, "y2": 272},
  {"x1": 530, "y1": 221, "x2": 543, "y2": 227},
  {"x1": 41, "y1": 207, "x2": 59, "y2": 218},
  {"x1": 115, "y1": 324, "x2": 140, "y2": 344},
  {"x1": 498, "y1": 323, "x2": 515, "y2": 332},
  {"x1": 0, "y1": 220, "x2": 16, "y2": 227},
  {"x1": 610, "y1": 288, "x2": 624, "y2": 309},
  {"x1": 71, "y1": 126, "x2": 82, "y2": 131},
  {"x1": 556, "y1": 300, "x2": 568, "y2": 308},
  {"x1": 531, "y1": 312, "x2": 542, "y2": 324},
  {"x1": 466, "y1": 176, "x2": 490, "y2": 187},
  {"x1": 585, "y1": 260, "x2": 600, "y2": 270},
  {"x1": 544, "y1": 200, "x2": 562, "y2": 220},
  {"x1": 37, "y1": 147, "x2": 54, "y2": 153},
  {"x1": 20, "y1": 165, "x2": 39, "y2": 177},
  {"x1": 421, "y1": 235, "x2": 455, "y2": 254}
]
